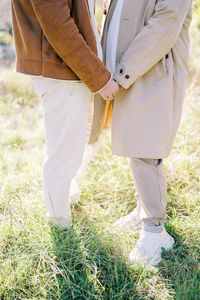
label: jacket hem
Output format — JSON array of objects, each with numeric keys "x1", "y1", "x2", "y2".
[
  {"x1": 16, "y1": 59, "x2": 80, "y2": 81},
  {"x1": 16, "y1": 59, "x2": 110, "y2": 92}
]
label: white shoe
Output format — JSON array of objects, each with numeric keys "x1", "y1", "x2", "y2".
[
  {"x1": 113, "y1": 209, "x2": 142, "y2": 232},
  {"x1": 48, "y1": 217, "x2": 72, "y2": 229},
  {"x1": 128, "y1": 227, "x2": 175, "y2": 266}
]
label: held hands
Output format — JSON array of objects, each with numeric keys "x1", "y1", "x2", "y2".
[{"x1": 99, "y1": 79, "x2": 120, "y2": 100}]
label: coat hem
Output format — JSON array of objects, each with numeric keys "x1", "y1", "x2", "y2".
[{"x1": 111, "y1": 148, "x2": 171, "y2": 159}]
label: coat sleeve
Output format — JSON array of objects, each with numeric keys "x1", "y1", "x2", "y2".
[
  {"x1": 30, "y1": 0, "x2": 111, "y2": 93},
  {"x1": 114, "y1": 0, "x2": 192, "y2": 89}
]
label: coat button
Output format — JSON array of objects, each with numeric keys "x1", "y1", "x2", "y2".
[
  {"x1": 125, "y1": 75, "x2": 130, "y2": 79},
  {"x1": 119, "y1": 69, "x2": 123, "y2": 74},
  {"x1": 166, "y1": 54, "x2": 169, "y2": 59}
]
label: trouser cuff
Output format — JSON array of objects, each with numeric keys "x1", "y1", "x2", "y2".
[{"x1": 142, "y1": 222, "x2": 164, "y2": 233}]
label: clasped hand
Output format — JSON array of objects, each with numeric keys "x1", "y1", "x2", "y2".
[{"x1": 99, "y1": 79, "x2": 120, "y2": 100}]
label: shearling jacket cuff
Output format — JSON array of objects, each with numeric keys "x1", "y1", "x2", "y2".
[{"x1": 93, "y1": 75, "x2": 112, "y2": 94}]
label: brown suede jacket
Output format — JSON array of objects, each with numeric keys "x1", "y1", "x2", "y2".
[{"x1": 11, "y1": 0, "x2": 111, "y2": 93}]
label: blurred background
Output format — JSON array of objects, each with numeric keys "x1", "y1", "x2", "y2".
[
  {"x1": 0, "y1": 1, "x2": 199, "y2": 299},
  {"x1": 0, "y1": 1, "x2": 200, "y2": 77}
]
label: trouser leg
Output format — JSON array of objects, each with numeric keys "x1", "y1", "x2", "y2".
[
  {"x1": 32, "y1": 79, "x2": 91, "y2": 221},
  {"x1": 70, "y1": 141, "x2": 101, "y2": 198},
  {"x1": 133, "y1": 190, "x2": 141, "y2": 214},
  {"x1": 129, "y1": 158, "x2": 167, "y2": 232}
]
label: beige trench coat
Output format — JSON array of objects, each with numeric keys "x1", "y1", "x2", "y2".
[{"x1": 89, "y1": 0, "x2": 192, "y2": 158}]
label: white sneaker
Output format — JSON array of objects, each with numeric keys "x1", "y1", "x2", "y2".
[
  {"x1": 48, "y1": 217, "x2": 72, "y2": 229},
  {"x1": 128, "y1": 227, "x2": 175, "y2": 266},
  {"x1": 113, "y1": 209, "x2": 142, "y2": 232}
]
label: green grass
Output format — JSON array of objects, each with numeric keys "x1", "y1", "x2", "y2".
[
  {"x1": 0, "y1": 67, "x2": 199, "y2": 300},
  {"x1": 0, "y1": 2, "x2": 200, "y2": 299}
]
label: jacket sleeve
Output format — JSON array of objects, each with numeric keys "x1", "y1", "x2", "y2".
[
  {"x1": 30, "y1": 0, "x2": 111, "y2": 93},
  {"x1": 114, "y1": 0, "x2": 192, "y2": 89}
]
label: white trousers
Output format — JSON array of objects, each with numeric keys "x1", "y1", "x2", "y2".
[{"x1": 32, "y1": 78, "x2": 96, "y2": 224}]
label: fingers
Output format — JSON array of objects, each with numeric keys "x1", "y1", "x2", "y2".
[{"x1": 99, "y1": 79, "x2": 120, "y2": 100}]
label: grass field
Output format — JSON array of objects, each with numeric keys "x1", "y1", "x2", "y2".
[{"x1": 0, "y1": 1, "x2": 200, "y2": 299}]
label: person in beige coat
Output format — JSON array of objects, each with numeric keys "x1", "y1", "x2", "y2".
[{"x1": 87, "y1": 0, "x2": 192, "y2": 266}]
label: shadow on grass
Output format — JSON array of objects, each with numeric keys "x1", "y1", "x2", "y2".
[
  {"x1": 48, "y1": 220, "x2": 144, "y2": 300},
  {"x1": 46, "y1": 200, "x2": 200, "y2": 300}
]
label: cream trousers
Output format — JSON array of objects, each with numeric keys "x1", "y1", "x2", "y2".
[
  {"x1": 129, "y1": 158, "x2": 167, "y2": 232},
  {"x1": 32, "y1": 78, "x2": 93, "y2": 225},
  {"x1": 32, "y1": 78, "x2": 167, "y2": 230}
]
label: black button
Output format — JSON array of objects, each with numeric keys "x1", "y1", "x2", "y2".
[
  {"x1": 119, "y1": 69, "x2": 123, "y2": 74},
  {"x1": 125, "y1": 75, "x2": 130, "y2": 79},
  {"x1": 166, "y1": 54, "x2": 169, "y2": 59}
]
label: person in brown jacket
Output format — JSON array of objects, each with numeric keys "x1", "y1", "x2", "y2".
[{"x1": 11, "y1": 0, "x2": 119, "y2": 228}]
